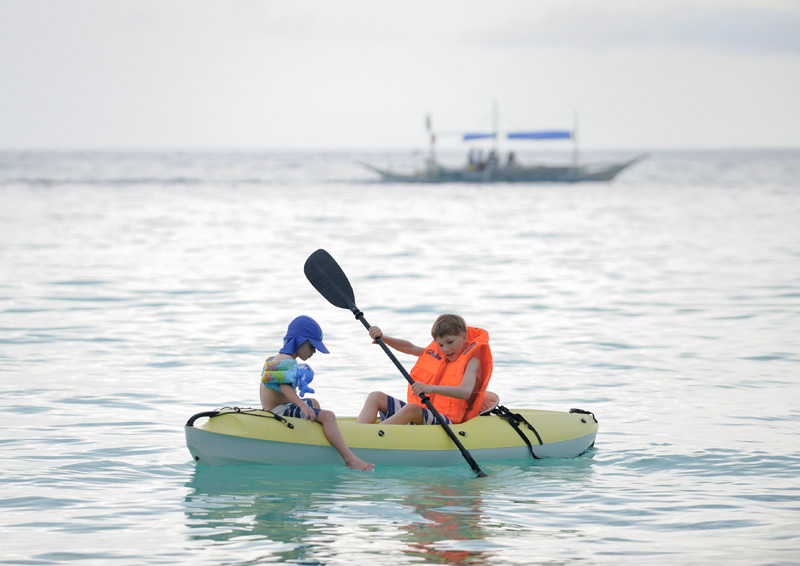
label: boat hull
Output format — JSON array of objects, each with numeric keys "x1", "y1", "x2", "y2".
[
  {"x1": 363, "y1": 155, "x2": 645, "y2": 183},
  {"x1": 185, "y1": 408, "x2": 598, "y2": 467}
]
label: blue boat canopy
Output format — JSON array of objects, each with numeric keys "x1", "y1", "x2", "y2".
[
  {"x1": 507, "y1": 131, "x2": 572, "y2": 140},
  {"x1": 462, "y1": 133, "x2": 496, "y2": 141},
  {"x1": 462, "y1": 130, "x2": 572, "y2": 141}
]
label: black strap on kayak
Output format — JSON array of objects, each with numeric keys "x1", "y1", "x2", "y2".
[
  {"x1": 490, "y1": 405, "x2": 542, "y2": 460},
  {"x1": 185, "y1": 407, "x2": 295, "y2": 429}
]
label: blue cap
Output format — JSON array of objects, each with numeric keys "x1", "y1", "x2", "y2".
[{"x1": 279, "y1": 315, "x2": 330, "y2": 355}]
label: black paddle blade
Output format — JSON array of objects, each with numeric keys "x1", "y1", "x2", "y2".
[{"x1": 304, "y1": 249, "x2": 357, "y2": 312}]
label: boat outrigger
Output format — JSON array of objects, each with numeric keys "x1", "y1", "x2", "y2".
[
  {"x1": 364, "y1": 104, "x2": 645, "y2": 183},
  {"x1": 185, "y1": 405, "x2": 598, "y2": 467}
]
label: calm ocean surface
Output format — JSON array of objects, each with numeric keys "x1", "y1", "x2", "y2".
[{"x1": 1, "y1": 149, "x2": 798, "y2": 565}]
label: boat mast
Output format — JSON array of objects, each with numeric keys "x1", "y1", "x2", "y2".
[
  {"x1": 572, "y1": 111, "x2": 579, "y2": 171},
  {"x1": 493, "y1": 99, "x2": 499, "y2": 155},
  {"x1": 425, "y1": 113, "x2": 437, "y2": 176},
  {"x1": 426, "y1": 113, "x2": 435, "y2": 161}
]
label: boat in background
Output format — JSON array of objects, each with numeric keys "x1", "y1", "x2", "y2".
[{"x1": 364, "y1": 104, "x2": 645, "y2": 183}]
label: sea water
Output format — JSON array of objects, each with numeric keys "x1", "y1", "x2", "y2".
[{"x1": 0, "y1": 149, "x2": 798, "y2": 565}]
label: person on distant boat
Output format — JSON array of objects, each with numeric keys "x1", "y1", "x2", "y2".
[
  {"x1": 467, "y1": 148, "x2": 478, "y2": 170},
  {"x1": 487, "y1": 150, "x2": 499, "y2": 168},
  {"x1": 261, "y1": 315, "x2": 374, "y2": 471},
  {"x1": 507, "y1": 151, "x2": 518, "y2": 168},
  {"x1": 476, "y1": 149, "x2": 485, "y2": 170},
  {"x1": 356, "y1": 314, "x2": 493, "y2": 426}
]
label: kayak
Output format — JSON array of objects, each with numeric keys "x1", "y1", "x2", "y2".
[{"x1": 185, "y1": 406, "x2": 598, "y2": 467}]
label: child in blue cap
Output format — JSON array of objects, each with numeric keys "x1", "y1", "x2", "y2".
[{"x1": 260, "y1": 315, "x2": 374, "y2": 471}]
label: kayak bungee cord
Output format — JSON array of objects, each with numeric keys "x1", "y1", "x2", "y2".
[{"x1": 186, "y1": 407, "x2": 296, "y2": 429}]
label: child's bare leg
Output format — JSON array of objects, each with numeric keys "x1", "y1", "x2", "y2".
[
  {"x1": 381, "y1": 403, "x2": 424, "y2": 425},
  {"x1": 356, "y1": 391, "x2": 389, "y2": 424},
  {"x1": 317, "y1": 410, "x2": 375, "y2": 471}
]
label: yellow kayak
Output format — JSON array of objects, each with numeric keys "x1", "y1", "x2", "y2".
[{"x1": 185, "y1": 406, "x2": 598, "y2": 467}]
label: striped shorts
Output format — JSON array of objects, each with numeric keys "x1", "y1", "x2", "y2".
[
  {"x1": 380, "y1": 395, "x2": 452, "y2": 425},
  {"x1": 270, "y1": 399, "x2": 321, "y2": 419}
]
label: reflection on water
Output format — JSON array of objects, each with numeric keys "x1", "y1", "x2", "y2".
[
  {"x1": 400, "y1": 485, "x2": 488, "y2": 566},
  {"x1": 184, "y1": 465, "x2": 491, "y2": 564},
  {"x1": 184, "y1": 466, "x2": 487, "y2": 564},
  {"x1": 183, "y1": 457, "x2": 597, "y2": 565},
  {"x1": 184, "y1": 465, "x2": 326, "y2": 556}
]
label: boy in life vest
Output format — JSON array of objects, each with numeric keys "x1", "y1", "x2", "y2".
[
  {"x1": 356, "y1": 314, "x2": 492, "y2": 426},
  {"x1": 261, "y1": 315, "x2": 374, "y2": 471}
]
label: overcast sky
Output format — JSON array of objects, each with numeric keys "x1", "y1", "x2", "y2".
[{"x1": 1, "y1": 0, "x2": 799, "y2": 151}]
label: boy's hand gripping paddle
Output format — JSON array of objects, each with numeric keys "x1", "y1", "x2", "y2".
[{"x1": 304, "y1": 248, "x2": 487, "y2": 478}]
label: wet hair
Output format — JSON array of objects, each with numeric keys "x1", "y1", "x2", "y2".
[{"x1": 430, "y1": 314, "x2": 467, "y2": 339}]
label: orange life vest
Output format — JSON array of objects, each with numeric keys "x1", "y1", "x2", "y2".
[{"x1": 407, "y1": 327, "x2": 493, "y2": 424}]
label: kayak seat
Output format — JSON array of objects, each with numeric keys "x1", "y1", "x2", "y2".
[{"x1": 478, "y1": 391, "x2": 499, "y2": 415}]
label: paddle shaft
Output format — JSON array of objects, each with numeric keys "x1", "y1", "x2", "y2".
[{"x1": 351, "y1": 309, "x2": 487, "y2": 477}]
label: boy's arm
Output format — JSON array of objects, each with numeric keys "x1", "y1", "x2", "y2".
[
  {"x1": 411, "y1": 358, "x2": 480, "y2": 400},
  {"x1": 280, "y1": 383, "x2": 317, "y2": 421},
  {"x1": 369, "y1": 326, "x2": 424, "y2": 357}
]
